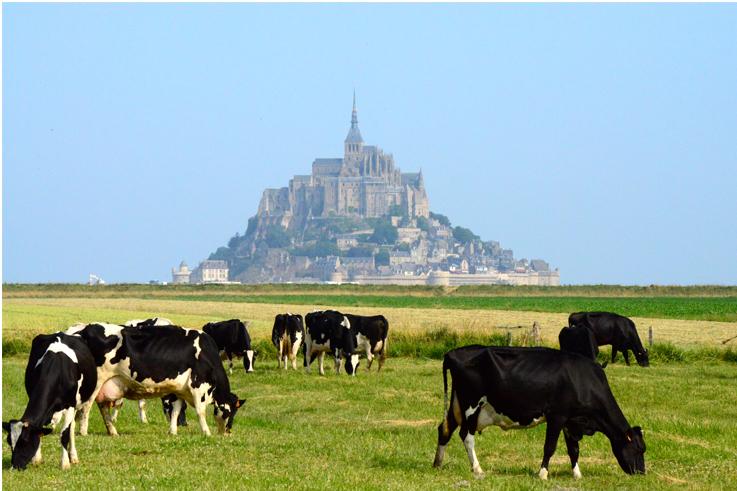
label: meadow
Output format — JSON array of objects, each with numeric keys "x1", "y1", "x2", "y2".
[{"x1": 3, "y1": 284, "x2": 737, "y2": 489}]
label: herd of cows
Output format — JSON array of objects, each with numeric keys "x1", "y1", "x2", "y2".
[{"x1": 4, "y1": 308, "x2": 648, "y2": 482}]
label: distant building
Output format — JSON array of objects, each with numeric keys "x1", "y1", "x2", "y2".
[
  {"x1": 171, "y1": 261, "x2": 192, "y2": 284},
  {"x1": 190, "y1": 260, "x2": 229, "y2": 284},
  {"x1": 88, "y1": 274, "x2": 105, "y2": 286}
]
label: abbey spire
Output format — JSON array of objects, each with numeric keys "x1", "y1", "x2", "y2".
[{"x1": 344, "y1": 91, "x2": 364, "y2": 156}]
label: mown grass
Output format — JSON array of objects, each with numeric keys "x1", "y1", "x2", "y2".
[
  {"x1": 3, "y1": 356, "x2": 736, "y2": 490},
  {"x1": 5, "y1": 284, "x2": 736, "y2": 322}
]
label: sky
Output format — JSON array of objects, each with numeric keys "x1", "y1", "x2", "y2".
[{"x1": 3, "y1": 3, "x2": 736, "y2": 285}]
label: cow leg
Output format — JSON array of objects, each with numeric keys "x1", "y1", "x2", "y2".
[
  {"x1": 366, "y1": 346, "x2": 374, "y2": 371},
  {"x1": 433, "y1": 393, "x2": 460, "y2": 468},
  {"x1": 459, "y1": 423, "x2": 484, "y2": 477},
  {"x1": 623, "y1": 349, "x2": 631, "y2": 366},
  {"x1": 98, "y1": 402, "x2": 119, "y2": 437},
  {"x1": 283, "y1": 352, "x2": 289, "y2": 371},
  {"x1": 319, "y1": 352, "x2": 326, "y2": 376},
  {"x1": 77, "y1": 399, "x2": 94, "y2": 436},
  {"x1": 563, "y1": 430, "x2": 582, "y2": 479},
  {"x1": 193, "y1": 398, "x2": 212, "y2": 437},
  {"x1": 611, "y1": 347, "x2": 618, "y2": 364},
  {"x1": 168, "y1": 398, "x2": 184, "y2": 436},
  {"x1": 59, "y1": 407, "x2": 75, "y2": 470},
  {"x1": 539, "y1": 419, "x2": 563, "y2": 480},
  {"x1": 377, "y1": 339, "x2": 388, "y2": 372},
  {"x1": 32, "y1": 442, "x2": 43, "y2": 465},
  {"x1": 333, "y1": 349, "x2": 341, "y2": 375},
  {"x1": 227, "y1": 353, "x2": 234, "y2": 375},
  {"x1": 138, "y1": 400, "x2": 148, "y2": 423}
]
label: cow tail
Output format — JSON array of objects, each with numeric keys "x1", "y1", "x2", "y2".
[{"x1": 442, "y1": 354, "x2": 449, "y2": 418}]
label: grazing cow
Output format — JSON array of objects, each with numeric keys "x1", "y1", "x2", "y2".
[
  {"x1": 343, "y1": 313, "x2": 389, "y2": 371},
  {"x1": 558, "y1": 325, "x2": 602, "y2": 364},
  {"x1": 272, "y1": 313, "x2": 304, "y2": 370},
  {"x1": 569, "y1": 312, "x2": 649, "y2": 367},
  {"x1": 433, "y1": 346, "x2": 646, "y2": 479},
  {"x1": 114, "y1": 318, "x2": 178, "y2": 425},
  {"x1": 4, "y1": 333, "x2": 97, "y2": 470},
  {"x1": 202, "y1": 319, "x2": 255, "y2": 374},
  {"x1": 303, "y1": 310, "x2": 359, "y2": 376},
  {"x1": 67, "y1": 322, "x2": 243, "y2": 436}
]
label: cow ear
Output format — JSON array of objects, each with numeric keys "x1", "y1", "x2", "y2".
[
  {"x1": 2, "y1": 422, "x2": 10, "y2": 432},
  {"x1": 40, "y1": 427, "x2": 53, "y2": 436},
  {"x1": 236, "y1": 399, "x2": 246, "y2": 408}
]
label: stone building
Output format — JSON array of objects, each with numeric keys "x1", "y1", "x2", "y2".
[
  {"x1": 255, "y1": 95, "x2": 429, "y2": 233},
  {"x1": 190, "y1": 260, "x2": 229, "y2": 284},
  {"x1": 171, "y1": 261, "x2": 191, "y2": 284}
]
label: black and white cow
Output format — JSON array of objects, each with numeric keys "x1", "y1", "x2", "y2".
[
  {"x1": 558, "y1": 325, "x2": 602, "y2": 364},
  {"x1": 66, "y1": 322, "x2": 243, "y2": 436},
  {"x1": 272, "y1": 313, "x2": 304, "y2": 370},
  {"x1": 114, "y1": 318, "x2": 177, "y2": 425},
  {"x1": 202, "y1": 319, "x2": 255, "y2": 374},
  {"x1": 343, "y1": 313, "x2": 389, "y2": 371},
  {"x1": 303, "y1": 310, "x2": 359, "y2": 376},
  {"x1": 4, "y1": 333, "x2": 97, "y2": 470},
  {"x1": 433, "y1": 345, "x2": 646, "y2": 480},
  {"x1": 569, "y1": 312, "x2": 649, "y2": 367}
]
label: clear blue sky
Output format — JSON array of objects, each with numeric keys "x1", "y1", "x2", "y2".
[{"x1": 3, "y1": 4, "x2": 736, "y2": 285}]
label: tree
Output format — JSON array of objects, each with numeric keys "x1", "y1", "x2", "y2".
[
  {"x1": 430, "y1": 211, "x2": 451, "y2": 227},
  {"x1": 375, "y1": 250, "x2": 390, "y2": 266},
  {"x1": 347, "y1": 246, "x2": 374, "y2": 257},
  {"x1": 453, "y1": 226, "x2": 479, "y2": 244},
  {"x1": 416, "y1": 216, "x2": 430, "y2": 232},
  {"x1": 370, "y1": 220, "x2": 398, "y2": 245},
  {"x1": 209, "y1": 246, "x2": 233, "y2": 262},
  {"x1": 265, "y1": 226, "x2": 291, "y2": 248}
]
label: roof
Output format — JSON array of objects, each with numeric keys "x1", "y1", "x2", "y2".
[{"x1": 199, "y1": 260, "x2": 228, "y2": 270}]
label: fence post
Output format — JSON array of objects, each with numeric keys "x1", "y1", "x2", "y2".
[
  {"x1": 532, "y1": 321, "x2": 541, "y2": 346},
  {"x1": 648, "y1": 326, "x2": 653, "y2": 348},
  {"x1": 506, "y1": 331, "x2": 512, "y2": 347}
]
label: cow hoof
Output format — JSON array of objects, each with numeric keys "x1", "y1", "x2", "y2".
[
  {"x1": 573, "y1": 464, "x2": 582, "y2": 479},
  {"x1": 71, "y1": 457, "x2": 80, "y2": 465},
  {"x1": 538, "y1": 468, "x2": 548, "y2": 480},
  {"x1": 61, "y1": 462, "x2": 71, "y2": 471},
  {"x1": 473, "y1": 470, "x2": 485, "y2": 480}
]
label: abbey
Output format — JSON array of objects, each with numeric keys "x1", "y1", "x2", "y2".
[{"x1": 257, "y1": 95, "x2": 429, "y2": 229}]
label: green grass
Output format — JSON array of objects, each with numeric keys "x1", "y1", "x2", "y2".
[
  {"x1": 144, "y1": 294, "x2": 737, "y2": 322},
  {"x1": 3, "y1": 356, "x2": 736, "y2": 490}
]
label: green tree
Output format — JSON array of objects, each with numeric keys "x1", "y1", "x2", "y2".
[
  {"x1": 347, "y1": 246, "x2": 374, "y2": 257},
  {"x1": 388, "y1": 204, "x2": 406, "y2": 217},
  {"x1": 265, "y1": 226, "x2": 291, "y2": 248},
  {"x1": 453, "y1": 226, "x2": 479, "y2": 244},
  {"x1": 416, "y1": 216, "x2": 430, "y2": 232},
  {"x1": 370, "y1": 220, "x2": 398, "y2": 245},
  {"x1": 375, "y1": 250, "x2": 390, "y2": 266},
  {"x1": 430, "y1": 212, "x2": 451, "y2": 227}
]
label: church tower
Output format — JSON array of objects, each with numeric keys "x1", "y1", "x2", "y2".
[{"x1": 344, "y1": 92, "x2": 364, "y2": 158}]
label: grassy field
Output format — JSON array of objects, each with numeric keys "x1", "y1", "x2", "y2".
[
  {"x1": 3, "y1": 284, "x2": 737, "y2": 489},
  {"x1": 3, "y1": 357, "x2": 736, "y2": 490}
]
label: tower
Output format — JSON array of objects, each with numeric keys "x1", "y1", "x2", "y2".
[{"x1": 344, "y1": 91, "x2": 364, "y2": 158}]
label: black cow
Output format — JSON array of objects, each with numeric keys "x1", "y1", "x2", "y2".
[
  {"x1": 203, "y1": 319, "x2": 255, "y2": 374},
  {"x1": 433, "y1": 345, "x2": 646, "y2": 480},
  {"x1": 4, "y1": 333, "x2": 97, "y2": 470},
  {"x1": 68, "y1": 322, "x2": 244, "y2": 436},
  {"x1": 303, "y1": 310, "x2": 359, "y2": 376},
  {"x1": 272, "y1": 313, "x2": 304, "y2": 370},
  {"x1": 343, "y1": 313, "x2": 389, "y2": 371},
  {"x1": 569, "y1": 312, "x2": 649, "y2": 367},
  {"x1": 558, "y1": 325, "x2": 602, "y2": 364}
]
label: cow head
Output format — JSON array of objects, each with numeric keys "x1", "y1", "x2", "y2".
[
  {"x1": 3, "y1": 420, "x2": 52, "y2": 470},
  {"x1": 344, "y1": 353, "x2": 360, "y2": 375},
  {"x1": 612, "y1": 426, "x2": 646, "y2": 475},
  {"x1": 635, "y1": 349, "x2": 649, "y2": 367},
  {"x1": 213, "y1": 393, "x2": 246, "y2": 435}
]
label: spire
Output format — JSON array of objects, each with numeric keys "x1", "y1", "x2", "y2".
[
  {"x1": 345, "y1": 91, "x2": 363, "y2": 145},
  {"x1": 351, "y1": 90, "x2": 358, "y2": 127}
]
